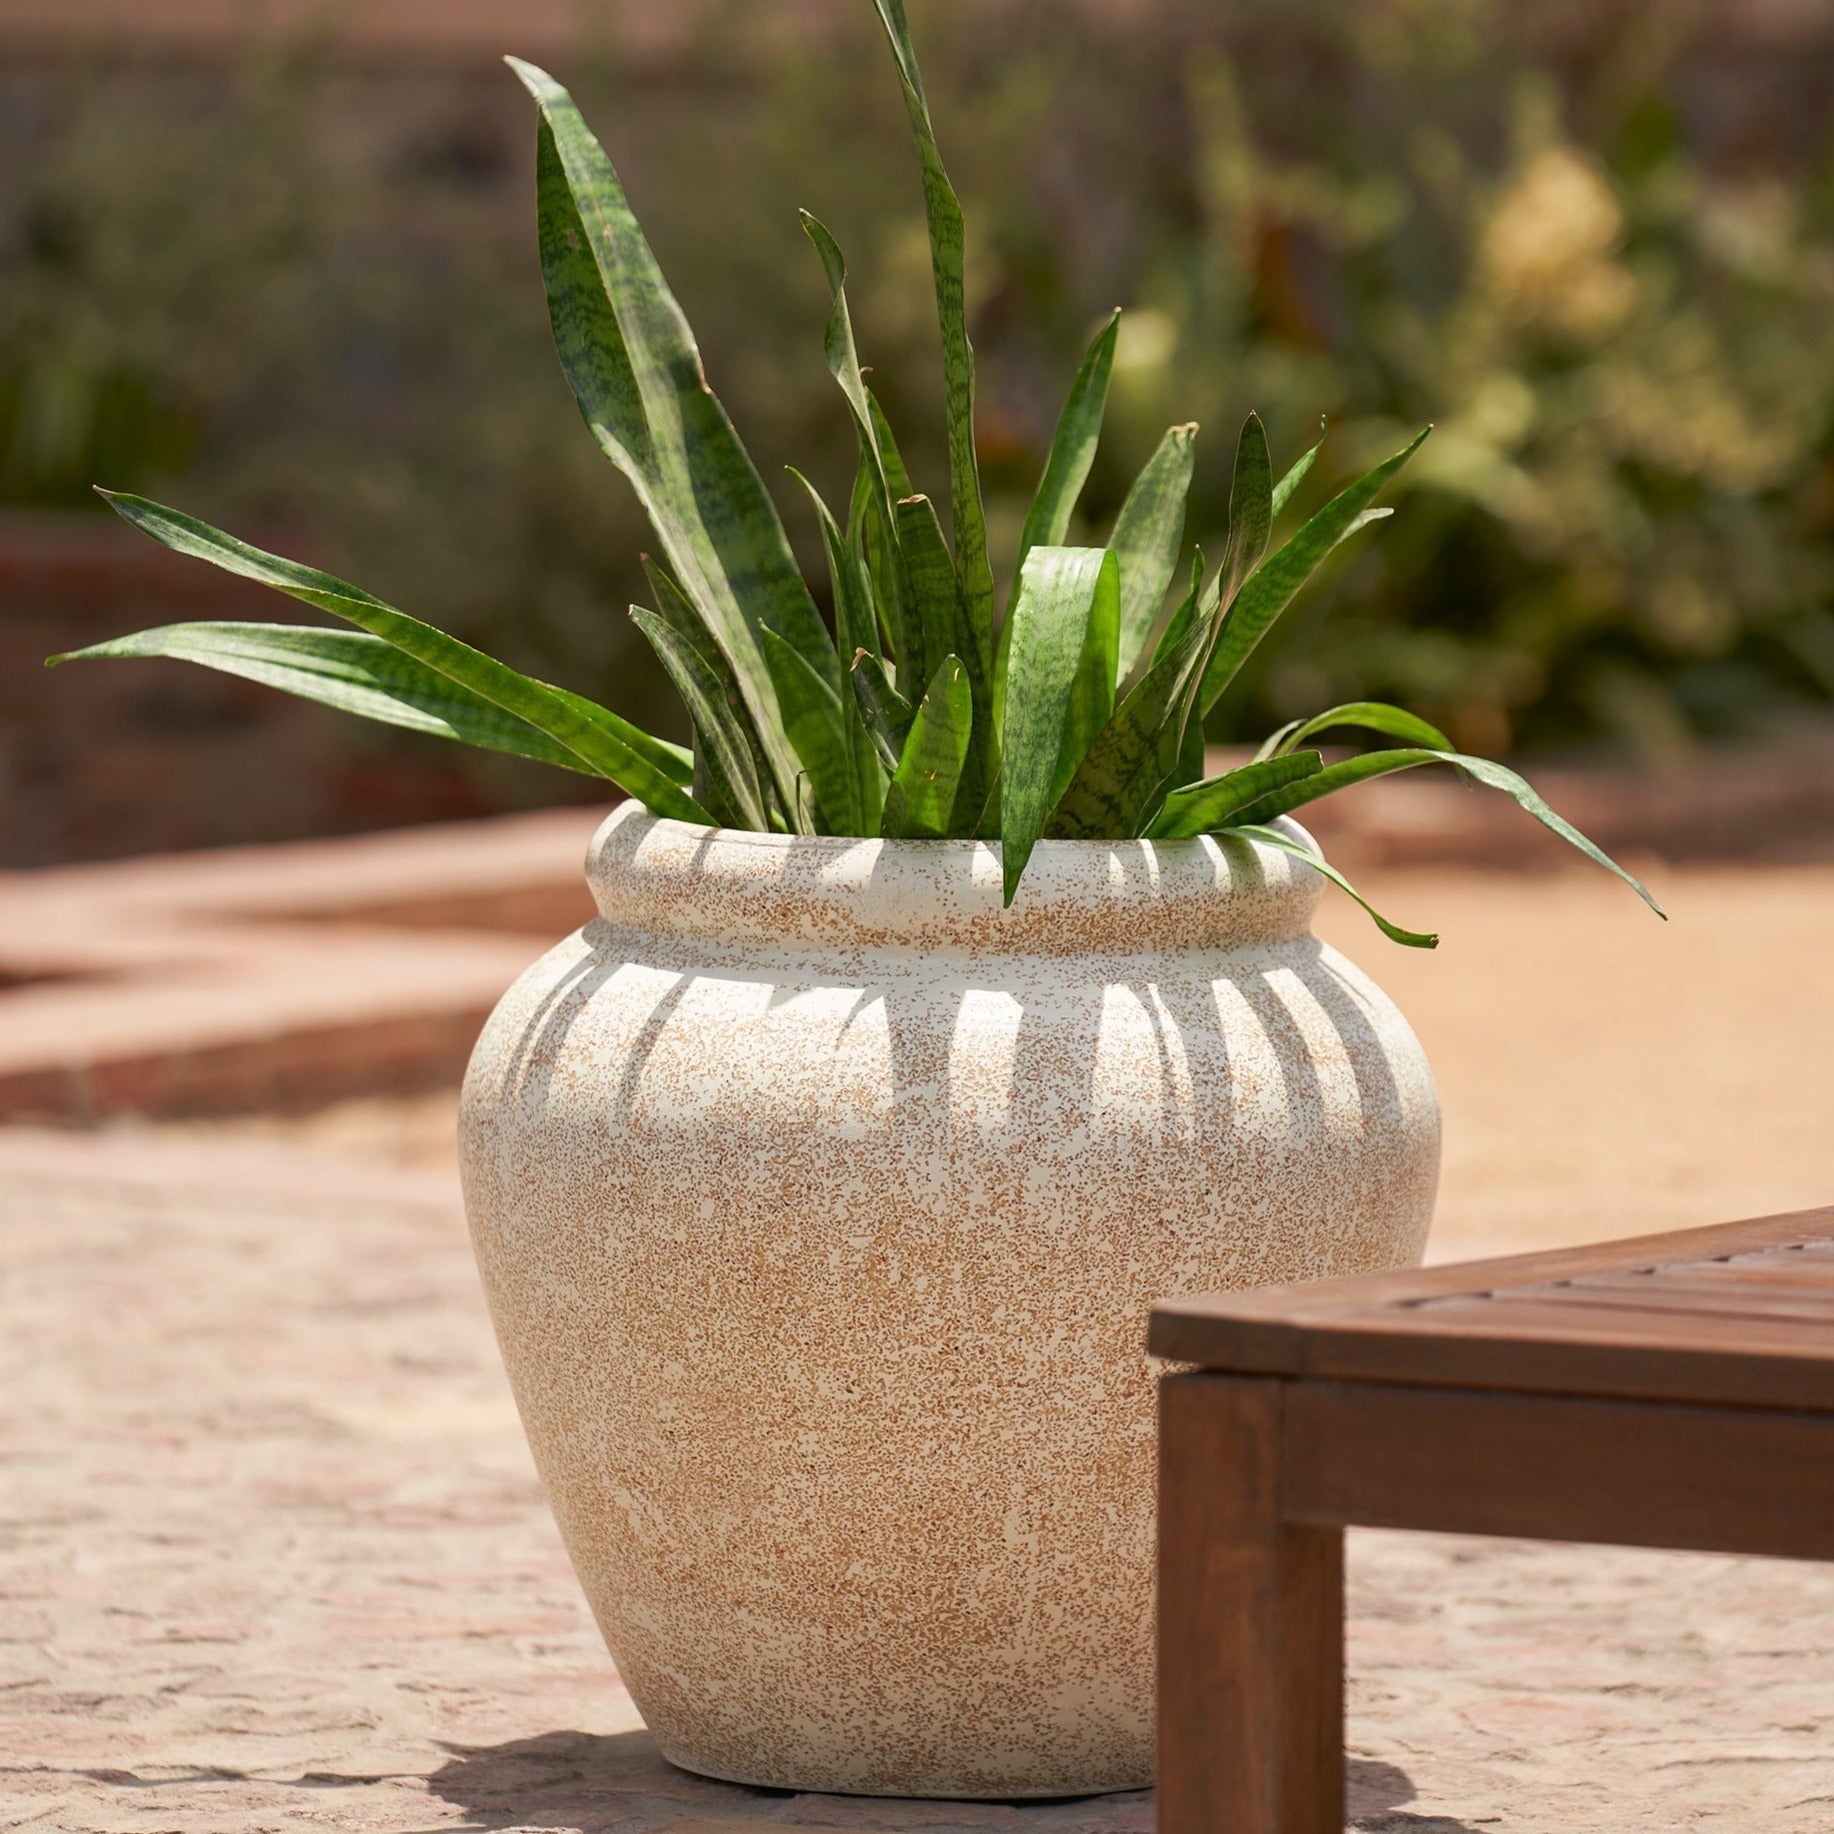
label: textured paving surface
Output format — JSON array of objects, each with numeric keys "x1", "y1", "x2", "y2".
[{"x1": 3, "y1": 1124, "x2": 1831, "y2": 1834}]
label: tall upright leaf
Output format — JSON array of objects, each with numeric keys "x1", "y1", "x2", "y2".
[
  {"x1": 1210, "y1": 412, "x2": 1275, "y2": 631},
  {"x1": 800, "y1": 212, "x2": 885, "y2": 496},
  {"x1": 866, "y1": 1, "x2": 995, "y2": 683},
  {"x1": 97, "y1": 492, "x2": 708, "y2": 821},
  {"x1": 631, "y1": 607, "x2": 769, "y2": 830},
  {"x1": 1199, "y1": 427, "x2": 1429, "y2": 716},
  {"x1": 1014, "y1": 310, "x2": 1119, "y2": 577},
  {"x1": 894, "y1": 493, "x2": 991, "y2": 806},
  {"x1": 1000, "y1": 547, "x2": 1117, "y2": 902},
  {"x1": 1047, "y1": 558, "x2": 1219, "y2": 841},
  {"x1": 1270, "y1": 420, "x2": 1326, "y2": 521},
  {"x1": 511, "y1": 60, "x2": 839, "y2": 813},
  {"x1": 644, "y1": 555, "x2": 779, "y2": 820},
  {"x1": 793, "y1": 470, "x2": 888, "y2": 831},
  {"x1": 867, "y1": 389, "x2": 918, "y2": 502},
  {"x1": 1110, "y1": 422, "x2": 1198, "y2": 683},
  {"x1": 851, "y1": 650, "x2": 915, "y2": 772},
  {"x1": 881, "y1": 655, "x2": 972, "y2": 840},
  {"x1": 760, "y1": 628, "x2": 862, "y2": 835}
]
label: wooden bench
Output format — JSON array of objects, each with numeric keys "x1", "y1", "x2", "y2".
[{"x1": 1150, "y1": 1207, "x2": 1834, "y2": 1833}]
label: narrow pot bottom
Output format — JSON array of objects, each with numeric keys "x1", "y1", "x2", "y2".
[{"x1": 654, "y1": 1740, "x2": 1153, "y2": 1801}]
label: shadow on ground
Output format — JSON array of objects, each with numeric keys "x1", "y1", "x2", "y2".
[{"x1": 425, "y1": 1731, "x2": 1480, "y2": 1834}]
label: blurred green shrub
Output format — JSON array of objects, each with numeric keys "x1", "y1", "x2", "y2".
[{"x1": 6, "y1": 0, "x2": 1833, "y2": 761}]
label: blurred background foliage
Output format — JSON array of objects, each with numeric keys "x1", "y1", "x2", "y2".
[{"x1": 6, "y1": 0, "x2": 1834, "y2": 767}]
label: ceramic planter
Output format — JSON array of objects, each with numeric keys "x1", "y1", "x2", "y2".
[{"x1": 458, "y1": 803, "x2": 1439, "y2": 1796}]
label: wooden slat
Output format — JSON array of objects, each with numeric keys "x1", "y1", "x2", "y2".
[
  {"x1": 1158, "y1": 1376, "x2": 1343, "y2": 1834},
  {"x1": 1283, "y1": 1381, "x2": 1834, "y2": 1560},
  {"x1": 1148, "y1": 1206, "x2": 1834, "y2": 1408},
  {"x1": 1479, "y1": 1276, "x2": 1834, "y2": 1325},
  {"x1": 1601, "y1": 1260, "x2": 1834, "y2": 1291}
]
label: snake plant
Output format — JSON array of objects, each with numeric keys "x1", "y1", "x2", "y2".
[{"x1": 50, "y1": 1, "x2": 1663, "y2": 945}]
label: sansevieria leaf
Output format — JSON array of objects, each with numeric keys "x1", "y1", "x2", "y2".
[
  {"x1": 760, "y1": 626, "x2": 864, "y2": 837},
  {"x1": 792, "y1": 470, "x2": 887, "y2": 832},
  {"x1": 1270, "y1": 419, "x2": 1326, "y2": 521},
  {"x1": 631, "y1": 607, "x2": 769, "y2": 831},
  {"x1": 48, "y1": 622, "x2": 610, "y2": 776},
  {"x1": 895, "y1": 492, "x2": 991, "y2": 810},
  {"x1": 1014, "y1": 310, "x2": 1119, "y2": 578},
  {"x1": 801, "y1": 212, "x2": 887, "y2": 504},
  {"x1": 1226, "y1": 748, "x2": 1666, "y2": 915},
  {"x1": 1047, "y1": 555, "x2": 1217, "y2": 841},
  {"x1": 999, "y1": 546, "x2": 1117, "y2": 903},
  {"x1": 94, "y1": 492, "x2": 709, "y2": 821},
  {"x1": 1200, "y1": 427, "x2": 1429, "y2": 716},
  {"x1": 643, "y1": 556, "x2": 779, "y2": 821},
  {"x1": 1110, "y1": 422, "x2": 1198, "y2": 684},
  {"x1": 512, "y1": 59, "x2": 839, "y2": 813},
  {"x1": 1209, "y1": 411, "x2": 1275, "y2": 634},
  {"x1": 1228, "y1": 825, "x2": 1439, "y2": 949},
  {"x1": 1149, "y1": 751, "x2": 1325, "y2": 840},
  {"x1": 881, "y1": 655, "x2": 972, "y2": 840},
  {"x1": 851, "y1": 651, "x2": 914, "y2": 773},
  {"x1": 867, "y1": 0, "x2": 995, "y2": 685},
  {"x1": 1254, "y1": 700, "x2": 1453, "y2": 761}
]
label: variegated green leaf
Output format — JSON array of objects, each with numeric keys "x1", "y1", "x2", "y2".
[
  {"x1": 791, "y1": 469, "x2": 888, "y2": 832},
  {"x1": 894, "y1": 492, "x2": 991, "y2": 808},
  {"x1": 1209, "y1": 411, "x2": 1275, "y2": 639},
  {"x1": 631, "y1": 607, "x2": 769, "y2": 830},
  {"x1": 1254, "y1": 700, "x2": 1453, "y2": 761},
  {"x1": 1270, "y1": 419, "x2": 1326, "y2": 520},
  {"x1": 48, "y1": 621, "x2": 606, "y2": 776},
  {"x1": 1200, "y1": 426, "x2": 1428, "y2": 716},
  {"x1": 512, "y1": 59, "x2": 839, "y2": 813},
  {"x1": 760, "y1": 626, "x2": 862, "y2": 836},
  {"x1": 1149, "y1": 751, "x2": 1325, "y2": 840},
  {"x1": 800, "y1": 212, "x2": 885, "y2": 492},
  {"x1": 1015, "y1": 310, "x2": 1119, "y2": 576},
  {"x1": 95, "y1": 492, "x2": 708, "y2": 820},
  {"x1": 866, "y1": 1, "x2": 994, "y2": 685},
  {"x1": 1226, "y1": 747, "x2": 1665, "y2": 915},
  {"x1": 1000, "y1": 546, "x2": 1117, "y2": 902},
  {"x1": 1047, "y1": 557, "x2": 1217, "y2": 841},
  {"x1": 851, "y1": 649, "x2": 914, "y2": 774},
  {"x1": 1111, "y1": 421, "x2": 1198, "y2": 684},
  {"x1": 644, "y1": 555, "x2": 779, "y2": 820},
  {"x1": 893, "y1": 493, "x2": 955, "y2": 709},
  {"x1": 1228, "y1": 825, "x2": 1438, "y2": 948},
  {"x1": 881, "y1": 654, "x2": 971, "y2": 840}
]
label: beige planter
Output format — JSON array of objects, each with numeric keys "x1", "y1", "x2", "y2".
[{"x1": 458, "y1": 804, "x2": 1439, "y2": 1796}]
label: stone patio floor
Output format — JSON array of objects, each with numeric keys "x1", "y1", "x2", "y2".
[{"x1": 4, "y1": 857, "x2": 1833, "y2": 1831}]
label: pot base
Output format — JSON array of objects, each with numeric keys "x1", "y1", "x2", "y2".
[{"x1": 654, "y1": 1740, "x2": 1153, "y2": 1801}]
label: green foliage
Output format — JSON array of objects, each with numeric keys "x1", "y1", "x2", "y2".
[{"x1": 49, "y1": 10, "x2": 1666, "y2": 936}]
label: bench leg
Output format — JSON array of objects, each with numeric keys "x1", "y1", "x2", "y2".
[{"x1": 1159, "y1": 1374, "x2": 1345, "y2": 1834}]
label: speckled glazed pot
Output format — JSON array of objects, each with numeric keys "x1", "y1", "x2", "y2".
[{"x1": 458, "y1": 802, "x2": 1439, "y2": 1797}]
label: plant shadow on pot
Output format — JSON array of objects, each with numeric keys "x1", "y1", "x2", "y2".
[{"x1": 422, "y1": 1731, "x2": 1455, "y2": 1828}]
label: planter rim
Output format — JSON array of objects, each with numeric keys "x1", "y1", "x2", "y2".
[{"x1": 585, "y1": 803, "x2": 1325, "y2": 957}]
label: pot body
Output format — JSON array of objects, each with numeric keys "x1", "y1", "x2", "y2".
[{"x1": 459, "y1": 806, "x2": 1438, "y2": 1796}]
